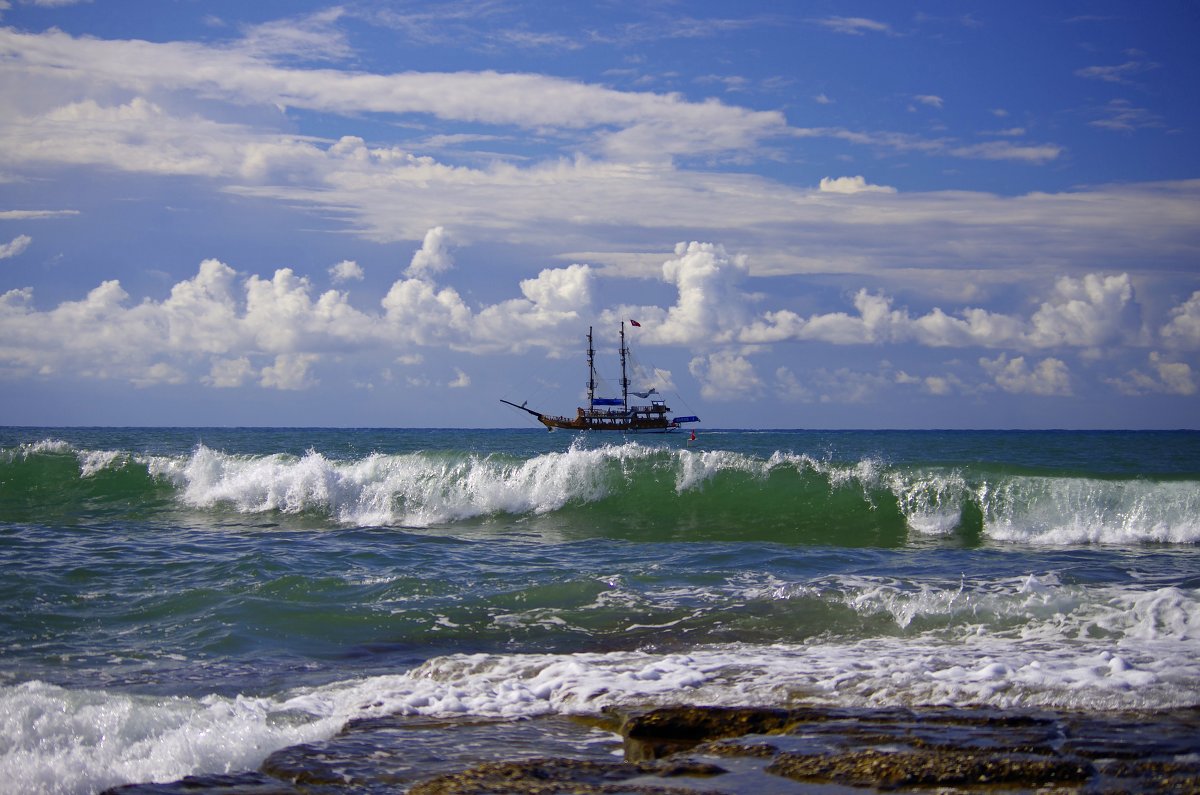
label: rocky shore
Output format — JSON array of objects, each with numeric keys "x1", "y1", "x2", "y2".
[{"x1": 106, "y1": 704, "x2": 1200, "y2": 794}]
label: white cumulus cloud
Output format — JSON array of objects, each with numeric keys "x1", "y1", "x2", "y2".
[
  {"x1": 1106, "y1": 352, "x2": 1195, "y2": 396},
  {"x1": 689, "y1": 350, "x2": 762, "y2": 401},
  {"x1": 260, "y1": 352, "x2": 319, "y2": 390},
  {"x1": 1028, "y1": 273, "x2": 1140, "y2": 349},
  {"x1": 472, "y1": 263, "x2": 593, "y2": 352},
  {"x1": 406, "y1": 226, "x2": 453, "y2": 279},
  {"x1": 624, "y1": 242, "x2": 751, "y2": 346},
  {"x1": 818, "y1": 176, "x2": 896, "y2": 194},
  {"x1": 1161, "y1": 291, "x2": 1200, "y2": 350},
  {"x1": 329, "y1": 260, "x2": 364, "y2": 283},
  {"x1": 980, "y1": 354, "x2": 1072, "y2": 396},
  {"x1": 204, "y1": 357, "x2": 254, "y2": 388},
  {"x1": 740, "y1": 271, "x2": 1145, "y2": 352}
]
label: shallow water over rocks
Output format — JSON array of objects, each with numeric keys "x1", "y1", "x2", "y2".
[{"x1": 105, "y1": 704, "x2": 1200, "y2": 794}]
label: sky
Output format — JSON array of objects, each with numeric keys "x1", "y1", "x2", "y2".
[{"x1": 1, "y1": 1, "x2": 1198, "y2": 429}]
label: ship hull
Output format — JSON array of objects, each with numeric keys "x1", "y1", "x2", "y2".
[{"x1": 537, "y1": 415, "x2": 679, "y2": 433}]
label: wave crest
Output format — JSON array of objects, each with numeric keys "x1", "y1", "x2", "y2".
[{"x1": 3, "y1": 438, "x2": 1197, "y2": 544}]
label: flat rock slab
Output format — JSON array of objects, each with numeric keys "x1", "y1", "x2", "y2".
[{"x1": 103, "y1": 704, "x2": 1200, "y2": 794}]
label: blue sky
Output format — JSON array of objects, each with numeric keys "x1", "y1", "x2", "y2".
[{"x1": 1, "y1": 1, "x2": 1198, "y2": 428}]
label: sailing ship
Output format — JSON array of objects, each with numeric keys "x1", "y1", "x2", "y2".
[{"x1": 502, "y1": 322, "x2": 700, "y2": 433}]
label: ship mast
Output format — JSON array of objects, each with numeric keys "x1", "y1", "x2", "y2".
[
  {"x1": 587, "y1": 326, "x2": 596, "y2": 408},
  {"x1": 619, "y1": 321, "x2": 630, "y2": 413}
]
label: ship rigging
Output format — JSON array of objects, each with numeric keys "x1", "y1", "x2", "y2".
[{"x1": 501, "y1": 322, "x2": 700, "y2": 433}]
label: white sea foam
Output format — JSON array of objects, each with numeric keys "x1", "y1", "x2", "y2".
[
  {"x1": 977, "y1": 475, "x2": 1200, "y2": 545},
  {"x1": 77, "y1": 449, "x2": 128, "y2": 477},
  {"x1": 2, "y1": 439, "x2": 73, "y2": 462},
  {"x1": 367, "y1": 585, "x2": 1197, "y2": 714},
  {"x1": 307, "y1": 576, "x2": 1200, "y2": 719},
  {"x1": 882, "y1": 465, "x2": 1200, "y2": 545},
  {"x1": 301, "y1": 598, "x2": 1200, "y2": 722},
  {"x1": 5, "y1": 577, "x2": 1197, "y2": 794},
  {"x1": 675, "y1": 448, "x2": 887, "y2": 508},
  {"x1": 675, "y1": 447, "x2": 766, "y2": 492},
  {"x1": 7, "y1": 639, "x2": 1187, "y2": 795},
  {"x1": 0, "y1": 681, "x2": 341, "y2": 795},
  {"x1": 25, "y1": 439, "x2": 73, "y2": 455},
  {"x1": 888, "y1": 469, "x2": 969, "y2": 536},
  {"x1": 156, "y1": 442, "x2": 652, "y2": 527},
  {"x1": 3, "y1": 439, "x2": 138, "y2": 477}
]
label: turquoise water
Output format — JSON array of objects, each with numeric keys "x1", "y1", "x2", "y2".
[{"x1": 1, "y1": 428, "x2": 1198, "y2": 793}]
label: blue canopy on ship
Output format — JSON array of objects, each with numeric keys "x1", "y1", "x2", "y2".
[{"x1": 591, "y1": 398, "x2": 624, "y2": 406}]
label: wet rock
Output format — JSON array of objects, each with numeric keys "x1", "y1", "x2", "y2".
[
  {"x1": 621, "y1": 705, "x2": 794, "y2": 742},
  {"x1": 618, "y1": 705, "x2": 794, "y2": 761},
  {"x1": 643, "y1": 759, "x2": 727, "y2": 777},
  {"x1": 406, "y1": 757, "x2": 730, "y2": 795},
  {"x1": 615, "y1": 704, "x2": 1064, "y2": 762},
  {"x1": 1096, "y1": 758, "x2": 1200, "y2": 794},
  {"x1": 260, "y1": 714, "x2": 622, "y2": 793},
  {"x1": 694, "y1": 739, "x2": 779, "y2": 759},
  {"x1": 259, "y1": 742, "x2": 355, "y2": 788},
  {"x1": 101, "y1": 772, "x2": 299, "y2": 794},
  {"x1": 106, "y1": 704, "x2": 1200, "y2": 794},
  {"x1": 766, "y1": 748, "x2": 1093, "y2": 789}
]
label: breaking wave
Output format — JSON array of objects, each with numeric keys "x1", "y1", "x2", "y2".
[{"x1": 2, "y1": 439, "x2": 1198, "y2": 546}]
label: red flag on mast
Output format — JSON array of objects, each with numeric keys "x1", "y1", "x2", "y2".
[{"x1": 629, "y1": 319, "x2": 641, "y2": 327}]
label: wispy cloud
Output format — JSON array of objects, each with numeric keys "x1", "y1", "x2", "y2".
[
  {"x1": 815, "y1": 16, "x2": 895, "y2": 36},
  {"x1": 803, "y1": 126, "x2": 1062, "y2": 164},
  {"x1": 949, "y1": 140, "x2": 1063, "y2": 163},
  {"x1": 0, "y1": 234, "x2": 32, "y2": 259},
  {"x1": 1075, "y1": 58, "x2": 1159, "y2": 85},
  {"x1": 236, "y1": 7, "x2": 353, "y2": 62},
  {"x1": 0, "y1": 209, "x2": 79, "y2": 219},
  {"x1": 1088, "y1": 99, "x2": 1164, "y2": 132},
  {"x1": 982, "y1": 127, "x2": 1027, "y2": 138},
  {"x1": 0, "y1": 28, "x2": 788, "y2": 164}
]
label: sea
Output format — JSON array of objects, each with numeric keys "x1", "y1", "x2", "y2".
[{"x1": 1, "y1": 427, "x2": 1198, "y2": 794}]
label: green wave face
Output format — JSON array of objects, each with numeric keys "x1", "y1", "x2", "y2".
[{"x1": 3, "y1": 438, "x2": 1196, "y2": 547}]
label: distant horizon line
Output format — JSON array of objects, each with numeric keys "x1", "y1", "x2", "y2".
[{"x1": 2, "y1": 425, "x2": 1196, "y2": 433}]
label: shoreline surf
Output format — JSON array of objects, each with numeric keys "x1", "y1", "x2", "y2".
[{"x1": 1, "y1": 428, "x2": 1196, "y2": 793}]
